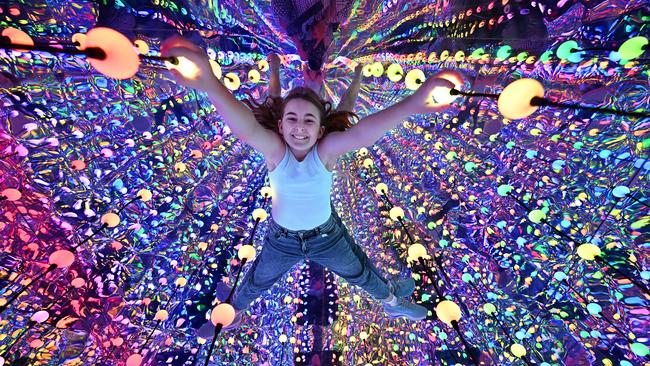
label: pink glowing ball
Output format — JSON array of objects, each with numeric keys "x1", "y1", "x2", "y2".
[
  {"x1": 71, "y1": 277, "x2": 86, "y2": 288},
  {"x1": 30, "y1": 310, "x2": 50, "y2": 323},
  {"x1": 210, "y1": 303, "x2": 236, "y2": 327},
  {"x1": 85, "y1": 27, "x2": 140, "y2": 80},
  {"x1": 48, "y1": 250, "x2": 75, "y2": 268},
  {"x1": 70, "y1": 159, "x2": 86, "y2": 170},
  {"x1": 126, "y1": 353, "x2": 143, "y2": 366},
  {"x1": 1, "y1": 188, "x2": 21, "y2": 201}
]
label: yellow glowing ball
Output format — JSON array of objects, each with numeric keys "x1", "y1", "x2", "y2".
[
  {"x1": 252, "y1": 208, "x2": 268, "y2": 221},
  {"x1": 175, "y1": 277, "x2": 187, "y2": 287},
  {"x1": 279, "y1": 334, "x2": 288, "y2": 343},
  {"x1": 137, "y1": 189, "x2": 152, "y2": 202},
  {"x1": 211, "y1": 303, "x2": 236, "y2": 326},
  {"x1": 358, "y1": 147, "x2": 368, "y2": 156},
  {"x1": 375, "y1": 183, "x2": 388, "y2": 195},
  {"x1": 223, "y1": 72, "x2": 241, "y2": 91},
  {"x1": 174, "y1": 162, "x2": 186, "y2": 172},
  {"x1": 258, "y1": 59, "x2": 269, "y2": 72},
  {"x1": 260, "y1": 186, "x2": 273, "y2": 198},
  {"x1": 101, "y1": 212, "x2": 121, "y2": 227},
  {"x1": 362, "y1": 64, "x2": 373, "y2": 77},
  {"x1": 407, "y1": 243, "x2": 428, "y2": 260},
  {"x1": 510, "y1": 343, "x2": 527, "y2": 358},
  {"x1": 387, "y1": 63, "x2": 404, "y2": 82},
  {"x1": 238, "y1": 244, "x2": 257, "y2": 262},
  {"x1": 389, "y1": 206, "x2": 405, "y2": 220},
  {"x1": 248, "y1": 69, "x2": 261, "y2": 83},
  {"x1": 134, "y1": 40, "x2": 149, "y2": 55},
  {"x1": 72, "y1": 33, "x2": 87, "y2": 50},
  {"x1": 429, "y1": 70, "x2": 464, "y2": 105},
  {"x1": 405, "y1": 69, "x2": 426, "y2": 91},
  {"x1": 363, "y1": 158, "x2": 374, "y2": 168},
  {"x1": 209, "y1": 60, "x2": 222, "y2": 79},
  {"x1": 577, "y1": 243, "x2": 601, "y2": 261},
  {"x1": 436, "y1": 300, "x2": 462, "y2": 325},
  {"x1": 370, "y1": 61, "x2": 384, "y2": 77},
  {"x1": 497, "y1": 78, "x2": 545, "y2": 120}
]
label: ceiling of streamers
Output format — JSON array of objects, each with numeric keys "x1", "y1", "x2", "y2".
[{"x1": 0, "y1": 0, "x2": 649, "y2": 365}]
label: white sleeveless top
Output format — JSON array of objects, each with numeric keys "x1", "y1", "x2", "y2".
[{"x1": 268, "y1": 142, "x2": 333, "y2": 230}]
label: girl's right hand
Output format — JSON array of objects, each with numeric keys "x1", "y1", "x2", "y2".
[{"x1": 160, "y1": 36, "x2": 217, "y2": 92}]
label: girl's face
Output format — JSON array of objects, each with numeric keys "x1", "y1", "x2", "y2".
[{"x1": 278, "y1": 98, "x2": 324, "y2": 150}]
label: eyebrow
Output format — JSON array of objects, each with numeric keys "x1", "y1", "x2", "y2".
[{"x1": 285, "y1": 112, "x2": 317, "y2": 119}]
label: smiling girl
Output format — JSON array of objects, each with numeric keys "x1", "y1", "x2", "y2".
[{"x1": 161, "y1": 36, "x2": 455, "y2": 329}]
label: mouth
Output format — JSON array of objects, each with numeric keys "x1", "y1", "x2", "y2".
[{"x1": 291, "y1": 134, "x2": 309, "y2": 141}]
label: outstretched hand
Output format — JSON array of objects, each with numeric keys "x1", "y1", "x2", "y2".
[
  {"x1": 160, "y1": 36, "x2": 216, "y2": 92},
  {"x1": 405, "y1": 76, "x2": 457, "y2": 114}
]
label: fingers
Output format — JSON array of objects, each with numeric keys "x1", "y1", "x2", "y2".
[{"x1": 425, "y1": 77, "x2": 456, "y2": 89}]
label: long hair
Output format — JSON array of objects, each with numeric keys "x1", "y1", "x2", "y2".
[{"x1": 243, "y1": 87, "x2": 357, "y2": 136}]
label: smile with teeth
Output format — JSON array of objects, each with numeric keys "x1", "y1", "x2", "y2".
[{"x1": 292, "y1": 134, "x2": 308, "y2": 140}]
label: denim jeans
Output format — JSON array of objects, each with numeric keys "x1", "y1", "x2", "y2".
[{"x1": 232, "y1": 206, "x2": 391, "y2": 311}]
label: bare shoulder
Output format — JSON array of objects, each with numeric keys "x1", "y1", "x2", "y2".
[
  {"x1": 249, "y1": 128, "x2": 284, "y2": 171},
  {"x1": 317, "y1": 132, "x2": 345, "y2": 171}
]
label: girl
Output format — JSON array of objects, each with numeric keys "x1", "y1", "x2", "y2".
[{"x1": 161, "y1": 36, "x2": 455, "y2": 330}]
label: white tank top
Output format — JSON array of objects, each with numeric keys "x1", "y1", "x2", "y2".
[{"x1": 268, "y1": 142, "x2": 333, "y2": 230}]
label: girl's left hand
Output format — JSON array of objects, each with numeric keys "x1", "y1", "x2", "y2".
[{"x1": 405, "y1": 76, "x2": 457, "y2": 114}]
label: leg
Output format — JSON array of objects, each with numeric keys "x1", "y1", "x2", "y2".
[
  {"x1": 307, "y1": 221, "x2": 391, "y2": 300},
  {"x1": 335, "y1": 63, "x2": 363, "y2": 113},
  {"x1": 231, "y1": 232, "x2": 303, "y2": 310},
  {"x1": 268, "y1": 53, "x2": 281, "y2": 98}
]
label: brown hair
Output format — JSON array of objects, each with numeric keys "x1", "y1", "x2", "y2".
[{"x1": 243, "y1": 87, "x2": 357, "y2": 137}]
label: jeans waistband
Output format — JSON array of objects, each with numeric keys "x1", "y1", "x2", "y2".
[{"x1": 270, "y1": 213, "x2": 339, "y2": 240}]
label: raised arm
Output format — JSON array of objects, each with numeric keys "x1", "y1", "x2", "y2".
[
  {"x1": 319, "y1": 76, "x2": 457, "y2": 160},
  {"x1": 161, "y1": 37, "x2": 283, "y2": 158}
]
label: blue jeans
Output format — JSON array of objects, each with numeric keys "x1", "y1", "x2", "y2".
[{"x1": 232, "y1": 207, "x2": 391, "y2": 310}]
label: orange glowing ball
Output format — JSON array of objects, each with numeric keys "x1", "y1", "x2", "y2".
[
  {"x1": 70, "y1": 159, "x2": 86, "y2": 170},
  {"x1": 72, "y1": 33, "x2": 87, "y2": 50},
  {"x1": 2, "y1": 27, "x2": 34, "y2": 52},
  {"x1": 85, "y1": 27, "x2": 140, "y2": 80},
  {"x1": 210, "y1": 303, "x2": 236, "y2": 326},
  {"x1": 126, "y1": 353, "x2": 142, "y2": 366},
  {"x1": 71, "y1": 277, "x2": 86, "y2": 288}
]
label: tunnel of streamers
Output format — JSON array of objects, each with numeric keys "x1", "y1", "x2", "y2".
[{"x1": 0, "y1": 0, "x2": 649, "y2": 365}]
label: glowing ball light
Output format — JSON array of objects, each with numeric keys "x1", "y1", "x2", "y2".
[
  {"x1": 407, "y1": 243, "x2": 428, "y2": 261},
  {"x1": 430, "y1": 70, "x2": 463, "y2": 105},
  {"x1": 174, "y1": 162, "x2": 186, "y2": 172},
  {"x1": 260, "y1": 186, "x2": 273, "y2": 198},
  {"x1": 556, "y1": 40, "x2": 584, "y2": 63},
  {"x1": 101, "y1": 212, "x2": 121, "y2": 227},
  {"x1": 258, "y1": 59, "x2": 269, "y2": 72},
  {"x1": 70, "y1": 160, "x2": 86, "y2": 170},
  {"x1": 134, "y1": 40, "x2": 149, "y2": 55},
  {"x1": 248, "y1": 69, "x2": 261, "y2": 83},
  {"x1": 209, "y1": 60, "x2": 222, "y2": 79},
  {"x1": 405, "y1": 69, "x2": 426, "y2": 91},
  {"x1": 483, "y1": 303, "x2": 497, "y2": 315},
  {"x1": 126, "y1": 353, "x2": 143, "y2": 366},
  {"x1": 370, "y1": 61, "x2": 384, "y2": 77},
  {"x1": 49, "y1": 250, "x2": 75, "y2": 268},
  {"x1": 386, "y1": 63, "x2": 404, "y2": 82},
  {"x1": 510, "y1": 343, "x2": 527, "y2": 358},
  {"x1": 238, "y1": 245, "x2": 257, "y2": 262},
  {"x1": 1, "y1": 27, "x2": 34, "y2": 52},
  {"x1": 389, "y1": 207, "x2": 405, "y2": 220},
  {"x1": 72, "y1": 33, "x2": 87, "y2": 50},
  {"x1": 165, "y1": 56, "x2": 200, "y2": 80},
  {"x1": 211, "y1": 303, "x2": 236, "y2": 327},
  {"x1": 618, "y1": 36, "x2": 648, "y2": 60},
  {"x1": 71, "y1": 278, "x2": 86, "y2": 288},
  {"x1": 527, "y1": 209, "x2": 546, "y2": 223},
  {"x1": 497, "y1": 79, "x2": 545, "y2": 120},
  {"x1": 137, "y1": 189, "x2": 152, "y2": 202},
  {"x1": 175, "y1": 277, "x2": 187, "y2": 287},
  {"x1": 30, "y1": 310, "x2": 50, "y2": 323},
  {"x1": 252, "y1": 208, "x2": 268, "y2": 222},
  {"x1": 612, "y1": 185, "x2": 630, "y2": 198},
  {"x1": 363, "y1": 158, "x2": 374, "y2": 168},
  {"x1": 435, "y1": 300, "x2": 462, "y2": 325},
  {"x1": 154, "y1": 310, "x2": 169, "y2": 321},
  {"x1": 374, "y1": 183, "x2": 388, "y2": 195},
  {"x1": 223, "y1": 72, "x2": 241, "y2": 91},
  {"x1": 577, "y1": 243, "x2": 601, "y2": 260},
  {"x1": 1, "y1": 188, "x2": 21, "y2": 201},
  {"x1": 631, "y1": 343, "x2": 649, "y2": 357},
  {"x1": 85, "y1": 27, "x2": 140, "y2": 80}
]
